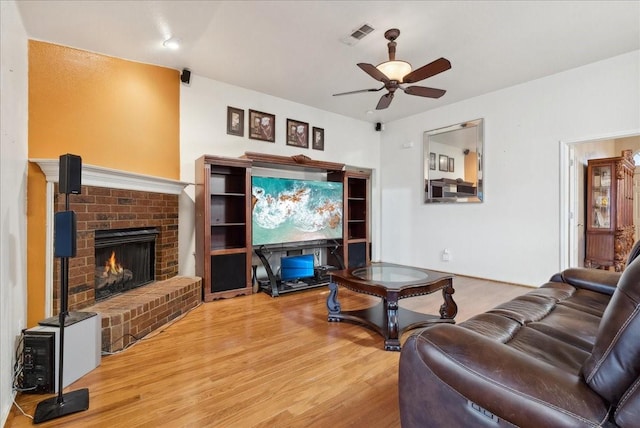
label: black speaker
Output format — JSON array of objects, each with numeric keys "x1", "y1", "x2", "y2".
[
  {"x1": 54, "y1": 211, "x2": 77, "y2": 258},
  {"x1": 59, "y1": 154, "x2": 82, "y2": 195},
  {"x1": 181, "y1": 69, "x2": 191, "y2": 84},
  {"x1": 210, "y1": 253, "x2": 246, "y2": 292},
  {"x1": 348, "y1": 242, "x2": 367, "y2": 268}
]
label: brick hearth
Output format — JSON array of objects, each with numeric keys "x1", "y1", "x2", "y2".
[
  {"x1": 84, "y1": 276, "x2": 202, "y2": 352},
  {"x1": 50, "y1": 182, "x2": 201, "y2": 352}
]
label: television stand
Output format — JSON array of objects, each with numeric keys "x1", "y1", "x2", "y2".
[{"x1": 254, "y1": 241, "x2": 344, "y2": 297}]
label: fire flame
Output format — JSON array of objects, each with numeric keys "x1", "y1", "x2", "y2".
[{"x1": 103, "y1": 251, "x2": 124, "y2": 276}]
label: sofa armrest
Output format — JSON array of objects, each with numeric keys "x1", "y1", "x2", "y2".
[
  {"x1": 549, "y1": 267, "x2": 620, "y2": 295},
  {"x1": 399, "y1": 324, "x2": 609, "y2": 427}
]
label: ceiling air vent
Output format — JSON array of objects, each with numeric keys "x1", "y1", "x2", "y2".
[
  {"x1": 340, "y1": 23, "x2": 375, "y2": 46},
  {"x1": 351, "y1": 24, "x2": 374, "y2": 40}
]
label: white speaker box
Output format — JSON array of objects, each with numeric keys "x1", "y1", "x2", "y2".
[{"x1": 29, "y1": 311, "x2": 101, "y2": 392}]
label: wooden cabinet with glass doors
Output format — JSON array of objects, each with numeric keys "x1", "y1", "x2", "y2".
[{"x1": 585, "y1": 150, "x2": 635, "y2": 271}]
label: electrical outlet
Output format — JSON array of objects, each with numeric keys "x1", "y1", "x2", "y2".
[{"x1": 442, "y1": 248, "x2": 451, "y2": 262}]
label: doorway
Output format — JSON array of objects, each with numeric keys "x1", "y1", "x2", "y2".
[{"x1": 561, "y1": 132, "x2": 640, "y2": 270}]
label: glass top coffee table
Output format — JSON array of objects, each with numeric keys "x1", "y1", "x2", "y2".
[{"x1": 327, "y1": 262, "x2": 457, "y2": 351}]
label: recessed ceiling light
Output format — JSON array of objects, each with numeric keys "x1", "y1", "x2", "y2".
[{"x1": 163, "y1": 36, "x2": 181, "y2": 50}]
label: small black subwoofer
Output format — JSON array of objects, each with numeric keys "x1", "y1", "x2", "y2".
[{"x1": 59, "y1": 154, "x2": 82, "y2": 194}]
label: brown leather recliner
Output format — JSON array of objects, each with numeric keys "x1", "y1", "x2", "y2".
[{"x1": 399, "y1": 247, "x2": 640, "y2": 427}]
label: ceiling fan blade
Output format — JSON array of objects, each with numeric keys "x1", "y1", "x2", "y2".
[
  {"x1": 357, "y1": 63, "x2": 390, "y2": 83},
  {"x1": 376, "y1": 93, "x2": 394, "y2": 110},
  {"x1": 402, "y1": 57, "x2": 451, "y2": 84},
  {"x1": 403, "y1": 86, "x2": 446, "y2": 98},
  {"x1": 333, "y1": 86, "x2": 385, "y2": 96}
]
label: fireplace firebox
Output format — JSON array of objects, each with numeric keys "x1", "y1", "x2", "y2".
[{"x1": 94, "y1": 227, "x2": 159, "y2": 301}]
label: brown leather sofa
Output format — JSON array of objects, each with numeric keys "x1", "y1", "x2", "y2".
[{"x1": 399, "y1": 249, "x2": 640, "y2": 427}]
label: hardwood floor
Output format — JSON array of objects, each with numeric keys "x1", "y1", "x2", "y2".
[{"x1": 7, "y1": 275, "x2": 530, "y2": 427}]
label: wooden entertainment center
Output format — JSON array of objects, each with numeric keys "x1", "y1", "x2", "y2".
[{"x1": 195, "y1": 152, "x2": 371, "y2": 301}]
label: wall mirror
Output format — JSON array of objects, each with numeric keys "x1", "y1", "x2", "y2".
[{"x1": 423, "y1": 118, "x2": 484, "y2": 203}]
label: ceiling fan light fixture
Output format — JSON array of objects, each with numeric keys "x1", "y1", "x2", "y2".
[{"x1": 376, "y1": 60, "x2": 411, "y2": 82}]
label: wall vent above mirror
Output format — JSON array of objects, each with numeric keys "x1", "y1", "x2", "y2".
[{"x1": 423, "y1": 118, "x2": 484, "y2": 203}]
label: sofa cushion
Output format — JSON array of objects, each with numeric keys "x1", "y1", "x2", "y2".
[
  {"x1": 582, "y1": 256, "x2": 640, "y2": 406},
  {"x1": 528, "y1": 282, "x2": 575, "y2": 300},
  {"x1": 487, "y1": 294, "x2": 556, "y2": 324},
  {"x1": 460, "y1": 312, "x2": 521, "y2": 342},
  {"x1": 506, "y1": 327, "x2": 591, "y2": 374},
  {"x1": 528, "y1": 305, "x2": 601, "y2": 351},
  {"x1": 557, "y1": 288, "x2": 611, "y2": 317},
  {"x1": 461, "y1": 307, "x2": 594, "y2": 374}
]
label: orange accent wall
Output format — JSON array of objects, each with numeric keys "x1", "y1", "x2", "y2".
[
  {"x1": 27, "y1": 41, "x2": 180, "y2": 326},
  {"x1": 26, "y1": 164, "x2": 47, "y2": 327}
]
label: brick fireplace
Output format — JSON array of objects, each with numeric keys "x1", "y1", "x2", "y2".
[
  {"x1": 33, "y1": 160, "x2": 201, "y2": 352},
  {"x1": 52, "y1": 184, "x2": 179, "y2": 311}
]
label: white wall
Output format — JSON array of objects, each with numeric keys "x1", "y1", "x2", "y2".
[
  {"x1": 0, "y1": 0, "x2": 29, "y2": 424},
  {"x1": 380, "y1": 50, "x2": 640, "y2": 287},
  {"x1": 179, "y1": 76, "x2": 381, "y2": 276}
]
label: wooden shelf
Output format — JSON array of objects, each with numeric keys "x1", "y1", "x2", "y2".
[
  {"x1": 211, "y1": 247, "x2": 247, "y2": 256},
  {"x1": 328, "y1": 169, "x2": 371, "y2": 269},
  {"x1": 196, "y1": 155, "x2": 253, "y2": 301}
]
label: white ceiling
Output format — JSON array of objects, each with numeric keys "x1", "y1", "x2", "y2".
[{"x1": 15, "y1": 1, "x2": 640, "y2": 124}]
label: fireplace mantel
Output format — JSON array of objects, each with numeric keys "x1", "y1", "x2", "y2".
[{"x1": 31, "y1": 158, "x2": 190, "y2": 194}]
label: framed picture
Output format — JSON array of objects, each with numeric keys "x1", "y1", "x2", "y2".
[
  {"x1": 429, "y1": 152, "x2": 436, "y2": 170},
  {"x1": 439, "y1": 155, "x2": 449, "y2": 172},
  {"x1": 286, "y1": 119, "x2": 309, "y2": 148},
  {"x1": 249, "y1": 109, "x2": 275, "y2": 142},
  {"x1": 226, "y1": 106, "x2": 244, "y2": 137},
  {"x1": 448, "y1": 158, "x2": 455, "y2": 172},
  {"x1": 312, "y1": 127, "x2": 324, "y2": 151}
]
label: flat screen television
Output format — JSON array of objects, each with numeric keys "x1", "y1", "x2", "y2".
[
  {"x1": 280, "y1": 254, "x2": 314, "y2": 281},
  {"x1": 252, "y1": 176, "x2": 343, "y2": 246}
]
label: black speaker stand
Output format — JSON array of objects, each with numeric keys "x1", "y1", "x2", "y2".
[{"x1": 34, "y1": 187, "x2": 89, "y2": 424}]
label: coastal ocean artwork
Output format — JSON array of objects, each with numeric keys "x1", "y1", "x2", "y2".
[{"x1": 251, "y1": 176, "x2": 343, "y2": 246}]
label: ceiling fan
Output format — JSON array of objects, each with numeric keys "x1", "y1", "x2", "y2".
[{"x1": 334, "y1": 28, "x2": 451, "y2": 110}]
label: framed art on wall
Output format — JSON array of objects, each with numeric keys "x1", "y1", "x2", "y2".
[
  {"x1": 448, "y1": 158, "x2": 455, "y2": 172},
  {"x1": 226, "y1": 107, "x2": 244, "y2": 137},
  {"x1": 286, "y1": 119, "x2": 309, "y2": 148},
  {"x1": 439, "y1": 155, "x2": 449, "y2": 172},
  {"x1": 429, "y1": 152, "x2": 436, "y2": 170},
  {"x1": 249, "y1": 109, "x2": 275, "y2": 142},
  {"x1": 312, "y1": 127, "x2": 324, "y2": 151}
]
